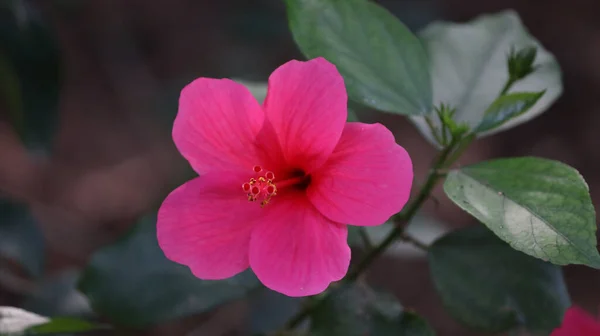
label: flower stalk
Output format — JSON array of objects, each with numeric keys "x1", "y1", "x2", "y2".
[
  {"x1": 277, "y1": 137, "x2": 462, "y2": 333},
  {"x1": 275, "y1": 70, "x2": 524, "y2": 334}
]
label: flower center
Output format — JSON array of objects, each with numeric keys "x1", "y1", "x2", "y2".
[{"x1": 241, "y1": 165, "x2": 309, "y2": 207}]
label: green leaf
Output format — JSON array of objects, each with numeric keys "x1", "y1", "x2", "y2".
[
  {"x1": 347, "y1": 107, "x2": 359, "y2": 122},
  {"x1": 234, "y1": 79, "x2": 360, "y2": 122},
  {"x1": 26, "y1": 317, "x2": 107, "y2": 334},
  {"x1": 311, "y1": 283, "x2": 435, "y2": 336},
  {"x1": 78, "y1": 215, "x2": 260, "y2": 328},
  {"x1": 0, "y1": 199, "x2": 45, "y2": 278},
  {"x1": 413, "y1": 10, "x2": 562, "y2": 146},
  {"x1": 429, "y1": 226, "x2": 570, "y2": 333},
  {"x1": 474, "y1": 91, "x2": 544, "y2": 133},
  {"x1": 234, "y1": 79, "x2": 268, "y2": 104},
  {"x1": 286, "y1": 0, "x2": 432, "y2": 116},
  {"x1": 0, "y1": 4, "x2": 61, "y2": 150},
  {"x1": 347, "y1": 100, "x2": 371, "y2": 122},
  {"x1": 443, "y1": 157, "x2": 600, "y2": 268}
]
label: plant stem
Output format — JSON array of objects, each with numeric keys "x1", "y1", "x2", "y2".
[
  {"x1": 499, "y1": 76, "x2": 516, "y2": 96},
  {"x1": 281, "y1": 69, "x2": 511, "y2": 335},
  {"x1": 344, "y1": 143, "x2": 453, "y2": 282},
  {"x1": 278, "y1": 143, "x2": 457, "y2": 333},
  {"x1": 398, "y1": 231, "x2": 429, "y2": 251}
]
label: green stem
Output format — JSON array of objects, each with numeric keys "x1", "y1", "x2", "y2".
[
  {"x1": 278, "y1": 142, "x2": 458, "y2": 333},
  {"x1": 398, "y1": 231, "x2": 429, "y2": 251},
  {"x1": 499, "y1": 76, "x2": 516, "y2": 96},
  {"x1": 499, "y1": 71, "x2": 526, "y2": 97},
  {"x1": 444, "y1": 133, "x2": 475, "y2": 168},
  {"x1": 424, "y1": 116, "x2": 443, "y2": 146},
  {"x1": 441, "y1": 118, "x2": 449, "y2": 145}
]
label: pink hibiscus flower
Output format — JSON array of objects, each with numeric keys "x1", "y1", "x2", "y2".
[
  {"x1": 551, "y1": 306, "x2": 600, "y2": 335},
  {"x1": 157, "y1": 57, "x2": 413, "y2": 297}
]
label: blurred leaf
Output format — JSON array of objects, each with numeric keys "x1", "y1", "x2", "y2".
[
  {"x1": 377, "y1": 0, "x2": 441, "y2": 31},
  {"x1": 21, "y1": 270, "x2": 92, "y2": 318},
  {"x1": 78, "y1": 215, "x2": 260, "y2": 328},
  {"x1": 234, "y1": 79, "x2": 268, "y2": 104},
  {"x1": 25, "y1": 317, "x2": 106, "y2": 335},
  {"x1": 474, "y1": 91, "x2": 544, "y2": 133},
  {"x1": 412, "y1": 10, "x2": 562, "y2": 146},
  {"x1": 248, "y1": 287, "x2": 301, "y2": 334},
  {"x1": 0, "y1": 306, "x2": 48, "y2": 335},
  {"x1": 429, "y1": 226, "x2": 570, "y2": 334},
  {"x1": 443, "y1": 157, "x2": 600, "y2": 268},
  {"x1": 311, "y1": 283, "x2": 435, "y2": 336},
  {"x1": 347, "y1": 226, "x2": 362, "y2": 246},
  {"x1": 286, "y1": 0, "x2": 432, "y2": 116},
  {"x1": 0, "y1": 3, "x2": 61, "y2": 150},
  {"x1": 396, "y1": 311, "x2": 437, "y2": 336},
  {"x1": 347, "y1": 107, "x2": 359, "y2": 122},
  {"x1": 0, "y1": 200, "x2": 44, "y2": 278},
  {"x1": 233, "y1": 79, "x2": 360, "y2": 123}
]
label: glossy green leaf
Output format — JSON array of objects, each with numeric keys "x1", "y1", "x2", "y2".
[
  {"x1": 286, "y1": 0, "x2": 432, "y2": 116},
  {"x1": 78, "y1": 215, "x2": 260, "y2": 328},
  {"x1": 0, "y1": 200, "x2": 45, "y2": 278},
  {"x1": 429, "y1": 226, "x2": 570, "y2": 333},
  {"x1": 444, "y1": 157, "x2": 600, "y2": 268},
  {"x1": 26, "y1": 317, "x2": 107, "y2": 334},
  {"x1": 0, "y1": 4, "x2": 61, "y2": 150},
  {"x1": 412, "y1": 10, "x2": 562, "y2": 146},
  {"x1": 311, "y1": 283, "x2": 435, "y2": 336},
  {"x1": 474, "y1": 91, "x2": 544, "y2": 133}
]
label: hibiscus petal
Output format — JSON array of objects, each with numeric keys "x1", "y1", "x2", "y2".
[
  {"x1": 551, "y1": 306, "x2": 600, "y2": 336},
  {"x1": 263, "y1": 57, "x2": 347, "y2": 173},
  {"x1": 174, "y1": 78, "x2": 264, "y2": 174},
  {"x1": 157, "y1": 172, "x2": 261, "y2": 279},
  {"x1": 307, "y1": 122, "x2": 413, "y2": 226},
  {"x1": 249, "y1": 194, "x2": 350, "y2": 297}
]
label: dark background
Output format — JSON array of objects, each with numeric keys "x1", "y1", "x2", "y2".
[{"x1": 1, "y1": 0, "x2": 599, "y2": 335}]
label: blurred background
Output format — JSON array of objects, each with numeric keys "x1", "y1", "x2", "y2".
[{"x1": 1, "y1": 0, "x2": 599, "y2": 335}]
